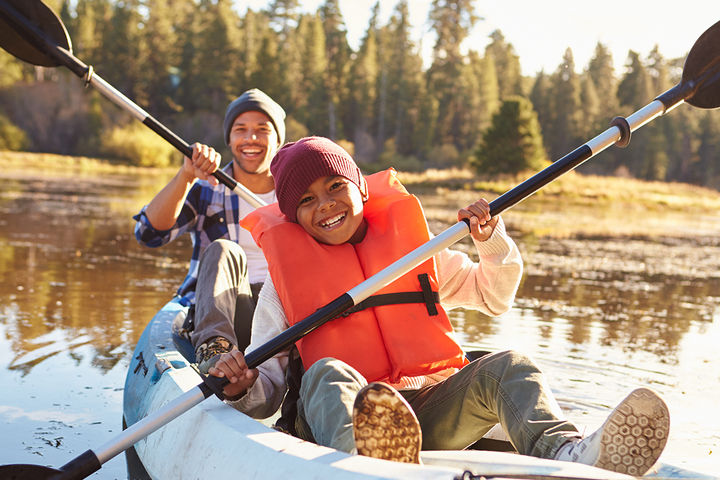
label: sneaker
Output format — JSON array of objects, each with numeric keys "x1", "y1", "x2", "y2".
[
  {"x1": 555, "y1": 387, "x2": 670, "y2": 476},
  {"x1": 352, "y1": 382, "x2": 422, "y2": 463},
  {"x1": 195, "y1": 336, "x2": 234, "y2": 374}
]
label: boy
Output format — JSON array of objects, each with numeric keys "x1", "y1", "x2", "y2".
[{"x1": 209, "y1": 136, "x2": 669, "y2": 476}]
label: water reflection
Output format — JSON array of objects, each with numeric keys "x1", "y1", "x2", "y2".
[{"x1": 1, "y1": 169, "x2": 718, "y2": 474}]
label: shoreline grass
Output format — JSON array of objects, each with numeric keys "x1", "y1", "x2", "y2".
[{"x1": 5, "y1": 150, "x2": 720, "y2": 238}]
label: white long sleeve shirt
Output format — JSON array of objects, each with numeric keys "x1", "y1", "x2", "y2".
[{"x1": 229, "y1": 218, "x2": 523, "y2": 419}]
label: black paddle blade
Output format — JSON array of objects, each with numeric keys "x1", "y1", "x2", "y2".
[
  {"x1": 0, "y1": 464, "x2": 61, "y2": 480},
  {"x1": 683, "y1": 19, "x2": 720, "y2": 109},
  {"x1": 0, "y1": 0, "x2": 71, "y2": 67}
]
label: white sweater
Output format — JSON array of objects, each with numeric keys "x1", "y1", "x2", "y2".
[{"x1": 229, "y1": 218, "x2": 523, "y2": 419}]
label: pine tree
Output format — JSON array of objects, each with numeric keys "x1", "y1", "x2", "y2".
[
  {"x1": 529, "y1": 71, "x2": 552, "y2": 148},
  {"x1": 587, "y1": 43, "x2": 618, "y2": 112},
  {"x1": 427, "y1": 0, "x2": 479, "y2": 154},
  {"x1": 547, "y1": 48, "x2": 583, "y2": 159},
  {"x1": 468, "y1": 50, "x2": 500, "y2": 136},
  {"x1": 319, "y1": 0, "x2": 351, "y2": 140},
  {"x1": 295, "y1": 13, "x2": 328, "y2": 133},
  {"x1": 267, "y1": 0, "x2": 303, "y2": 119},
  {"x1": 472, "y1": 96, "x2": 547, "y2": 175},
  {"x1": 384, "y1": 1, "x2": 427, "y2": 157},
  {"x1": 141, "y1": 0, "x2": 181, "y2": 116},
  {"x1": 348, "y1": 3, "x2": 380, "y2": 161},
  {"x1": 484, "y1": 30, "x2": 523, "y2": 98}
]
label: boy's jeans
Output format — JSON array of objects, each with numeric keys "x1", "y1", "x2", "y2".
[{"x1": 295, "y1": 351, "x2": 581, "y2": 459}]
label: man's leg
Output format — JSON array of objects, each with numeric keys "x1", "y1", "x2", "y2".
[{"x1": 191, "y1": 239, "x2": 256, "y2": 372}]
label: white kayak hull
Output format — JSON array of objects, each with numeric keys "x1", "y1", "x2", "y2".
[{"x1": 122, "y1": 299, "x2": 715, "y2": 480}]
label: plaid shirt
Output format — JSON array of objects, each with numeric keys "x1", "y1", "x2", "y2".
[{"x1": 133, "y1": 164, "x2": 275, "y2": 306}]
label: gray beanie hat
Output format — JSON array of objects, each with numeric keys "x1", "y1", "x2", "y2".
[{"x1": 223, "y1": 88, "x2": 286, "y2": 146}]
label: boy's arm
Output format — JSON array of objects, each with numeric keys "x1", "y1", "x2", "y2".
[
  {"x1": 226, "y1": 274, "x2": 290, "y2": 418},
  {"x1": 436, "y1": 217, "x2": 523, "y2": 315}
]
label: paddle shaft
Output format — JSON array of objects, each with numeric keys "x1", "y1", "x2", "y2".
[{"x1": 0, "y1": 0, "x2": 265, "y2": 209}]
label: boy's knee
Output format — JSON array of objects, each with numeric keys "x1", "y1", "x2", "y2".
[
  {"x1": 303, "y1": 357, "x2": 366, "y2": 387},
  {"x1": 471, "y1": 350, "x2": 541, "y2": 376}
]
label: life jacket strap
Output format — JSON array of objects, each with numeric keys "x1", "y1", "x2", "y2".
[{"x1": 340, "y1": 274, "x2": 440, "y2": 317}]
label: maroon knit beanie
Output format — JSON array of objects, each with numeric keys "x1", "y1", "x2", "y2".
[{"x1": 270, "y1": 136, "x2": 368, "y2": 222}]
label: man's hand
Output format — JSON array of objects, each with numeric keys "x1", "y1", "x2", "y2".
[{"x1": 182, "y1": 143, "x2": 221, "y2": 186}]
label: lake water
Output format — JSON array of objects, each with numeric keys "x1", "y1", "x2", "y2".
[{"x1": 1, "y1": 168, "x2": 719, "y2": 478}]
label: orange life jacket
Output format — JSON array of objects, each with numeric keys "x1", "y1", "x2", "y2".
[{"x1": 242, "y1": 169, "x2": 467, "y2": 383}]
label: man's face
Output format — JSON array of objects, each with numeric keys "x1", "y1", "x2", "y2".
[
  {"x1": 296, "y1": 175, "x2": 367, "y2": 245},
  {"x1": 228, "y1": 110, "x2": 279, "y2": 175}
]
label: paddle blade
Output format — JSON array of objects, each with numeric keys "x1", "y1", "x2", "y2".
[
  {"x1": 682, "y1": 19, "x2": 720, "y2": 109},
  {"x1": 0, "y1": 0, "x2": 71, "y2": 67},
  {"x1": 0, "y1": 464, "x2": 61, "y2": 479}
]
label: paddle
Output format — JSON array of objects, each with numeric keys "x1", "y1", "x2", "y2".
[
  {"x1": 0, "y1": 0, "x2": 265, "y2": 209},
  {"x1": 1, "y1": 5, "x2": 719, "y2": 480}
]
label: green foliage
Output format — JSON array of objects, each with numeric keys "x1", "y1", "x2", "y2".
[
  {"x1": 472, "y1": 96, "x2": 547, "y2": 175},
  {"x1": 100, "y1": 122, "x2": 179, "y2": 167},
  {"x1": 0, "y1": 113, "x2": 30, "y2": 151}
]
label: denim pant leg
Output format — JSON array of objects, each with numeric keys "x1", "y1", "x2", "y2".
[
  {"x1": 295, "y1": 358, "x2": 367, "y2": 453},
  {"x1": 401, "y1": 350, "x2": 580, "y2": 459},
  {"x1": 191, "y1": 239, "x2": 258, "y2": 352}
]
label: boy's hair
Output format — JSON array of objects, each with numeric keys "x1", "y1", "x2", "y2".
[{"x1": 270, "y1": 136, "x2": 368, "y2": 222}]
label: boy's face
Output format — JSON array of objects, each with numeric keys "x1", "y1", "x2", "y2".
[{"x1": 296, "y1": 175, "x2": 367, "y2": 245}]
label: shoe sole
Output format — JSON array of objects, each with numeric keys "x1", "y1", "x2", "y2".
[
  {"x1": 353, "y1": 382, "x2": 421, "y2": 463},
  {"x1": 595, "y1": 387, "x2": 670, "y2": 476}
]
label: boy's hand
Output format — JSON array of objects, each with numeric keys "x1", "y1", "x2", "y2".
[
  {"x1": 182, "y1": 142, "x2": 221, "y2": 186},
  {"x1": 207, "y1": 350, "x2": 259, "y2": 400},
  {"x1": 458, "y1": 198, "x2": 499, "y2": 242}
]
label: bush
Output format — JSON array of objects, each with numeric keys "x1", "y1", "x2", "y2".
[
  {"x1": 100, "y1": 122, "x2": 179, "y2": 167},
  {"x1": 472, "y1": 96, "x2": 547, "y2": 176},
  {"x1": 0, "y1": 113, "x2": 30, "y2": 151}
]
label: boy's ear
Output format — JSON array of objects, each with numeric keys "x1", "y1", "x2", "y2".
[{"x1": 359, "y1": 177, "x2": 369, "y2": 201}]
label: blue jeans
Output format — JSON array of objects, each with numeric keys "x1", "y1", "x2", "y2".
[{"x1": 295, "y1": 351, "x2": 581, "y2": 459}]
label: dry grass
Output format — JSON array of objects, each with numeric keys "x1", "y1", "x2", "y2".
[
  {"x1": 0, "y1": 150, "x2": 177, "y2": 176},
  {"x1": 401, "y1": 167, "x2": 720, "y2": 238},
  {"x1": 5, "y1": 151, "x2": 720, "y2": 238}
]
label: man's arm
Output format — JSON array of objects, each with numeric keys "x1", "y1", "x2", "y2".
[{"x1": 144, "y1": 143, "x2": 221, "y2": 231}]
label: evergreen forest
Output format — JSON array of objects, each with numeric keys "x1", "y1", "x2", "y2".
[{"x1": 1, "y1": 0, "x2": 719, "y2": 188}]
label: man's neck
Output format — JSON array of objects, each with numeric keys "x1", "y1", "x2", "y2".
[{"x1": 232, "y1": 162, "x2": 274, "y2": 194}]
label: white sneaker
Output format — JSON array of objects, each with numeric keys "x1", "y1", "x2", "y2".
[{"x1": 555, "y1": 388, "x2": 670, "y2": 476}]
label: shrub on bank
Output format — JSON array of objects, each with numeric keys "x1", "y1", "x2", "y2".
[
  {"x1": 100, "y1": 122, "x2": 179, "y2": 167},
  {"x1": 0, "y1": 113, "x2": 30, "y2": 151}
]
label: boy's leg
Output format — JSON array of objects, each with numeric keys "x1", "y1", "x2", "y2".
[
  {"x1": 295, "y1": 357, "x2": 367, "y2": 452},
  {"x1": 192, "y1": 239, "x2": 257, "y2": 372},
  {"x1": 401, "y1": 350, "x2": 579, "y2": 458}
]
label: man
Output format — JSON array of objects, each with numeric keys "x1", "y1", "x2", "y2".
[{"x1": 133, "y1": 88, "x2": 285, "y2": 372}]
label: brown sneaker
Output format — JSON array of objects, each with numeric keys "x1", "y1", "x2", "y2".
[
  {"x1": 352, "y1": 382, "x2": 421, "y2": 463},
  {"x1": 195, "y1": 336, "x2": 234, "y2": 374}
]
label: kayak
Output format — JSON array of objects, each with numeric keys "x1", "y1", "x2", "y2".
[{"x1": 122, "y1": 298, "x2": 716, "y2": 480}]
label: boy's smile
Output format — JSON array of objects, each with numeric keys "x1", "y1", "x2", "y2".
[{"x1": 296, "y1": 175, "x2": 367, "y2": 245}]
